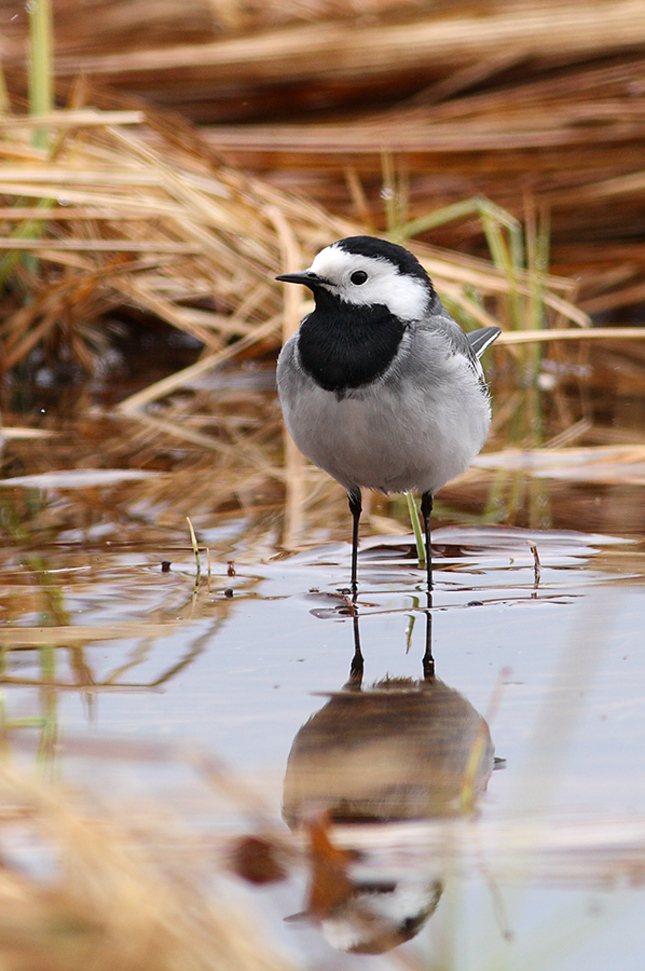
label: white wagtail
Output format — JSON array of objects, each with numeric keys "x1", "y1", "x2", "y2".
[{"x1": 276, "y1": 236, "x2": 500, "y2": 593}]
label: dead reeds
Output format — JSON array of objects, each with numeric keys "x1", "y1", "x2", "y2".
[
  {"x1": 0, "y1": 106, "x2": 594, "y2": 408},
  {"x1": 0, "y1": 107, "x2": 348, "y2": 390},
  {"x1": 0, "y1": 760, "x2": 294, "y2": 971},
  {"x1": 0, "y1": 100, "x2": 641, "y2": 533},
  {"x1": 5, "y1": 0, "x2": 645, "y2": 317},
  {"x1": 2, "y1": 1, "x2": 645, "y2": 536}
]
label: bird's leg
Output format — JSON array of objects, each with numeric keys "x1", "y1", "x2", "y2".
[
  {"x1": 420, "y1": 491, "x2": 434, "y2": 592},
  {"x1": 347, "y1": 612, "x2": 364, "y2": 689},
  {"x1": 347, "y1": 488, "x2": 362, "y2": 600},
  {"x1": 422, "y1": 591, "x2": 435, "y2": 681}
]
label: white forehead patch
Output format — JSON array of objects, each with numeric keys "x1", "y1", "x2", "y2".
[{"x1": 308, "y1": 244, "x2": 430, "y2": 321}]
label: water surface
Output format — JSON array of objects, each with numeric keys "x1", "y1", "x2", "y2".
[{"x1": 1, "y1": 401, "x2": 645, "y2": 969}]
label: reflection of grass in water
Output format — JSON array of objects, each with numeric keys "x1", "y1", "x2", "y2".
[
  {"x1": 0, "y1": 498, "x2": 247, "y2": 773},
  {"x1": 0, "y1": 556, "x2": 95, "y2": 775},
  {"x1": 0, "y1": 497, "x2": 64, "y2": 772}
]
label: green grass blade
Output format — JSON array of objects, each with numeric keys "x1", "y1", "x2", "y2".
[
  {"x1": 405, "y1": 491, "x2": 426, "y2": 567},
  {"x1": 29, "y1": 0, "x2": 54, "y2": 149}
]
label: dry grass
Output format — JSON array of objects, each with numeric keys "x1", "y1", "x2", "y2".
[
  {"x1": 5, "y1": 0, "x2": 645, "y2": 106},
  {"x1": 3, "y1": 3, "x2": 645, "y2": 316},
  {"x1": 0, "y1": 761, "x2": 294, "y2": 971},
  {"x1": 0, "y1": 104, "x2": 350, "y2": 390},
  {"x1": 4, "y1": 1, "x2": 645, "y2": 320},
  {"x1": 0, "y1": 102, "x2": 606, "y2": 535},
  {"x1": 2, "y1": 1, "x2": 645, "y2": 537},
  {"x1": 0, "y1": 97, "x2": 642, "y2": 534},
  {"x1": 0, "y1": 105, "x2": 591, "y2": 406},
  {"x1": 2, "y1": 0, "x2": 422, "y2": 56}
]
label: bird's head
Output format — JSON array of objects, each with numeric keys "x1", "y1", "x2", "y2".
[{"x1": 276, "y1": 236, "x2": 435, "y2": 322}]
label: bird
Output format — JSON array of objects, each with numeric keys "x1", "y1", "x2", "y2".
[{"x1": 276, "y1": 235, "x2": 500, "y2": 594}]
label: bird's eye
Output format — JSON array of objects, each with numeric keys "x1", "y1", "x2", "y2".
[{"x1": 350, "y1": 270, "x2": 368, "y2": 285}]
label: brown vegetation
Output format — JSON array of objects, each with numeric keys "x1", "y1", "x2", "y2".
[
  {"x1": 3, "y1": 1, "x2": 645, "y2": 318},
  {"x1": 1, "y1": 0, "x2": 645, "y2": 531}
]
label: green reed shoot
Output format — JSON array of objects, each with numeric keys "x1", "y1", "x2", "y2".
[
  {"x1": 406, "y1": 491, "x2": 426, "y2": 568},
  {"x1": 186, "y1": 516, "x2": 202, "y2": 581},
  {"x1": 28, "y1": 0, "x2": 54, "y2": 149},
  {"x1": 0, "y1": 2, "x2": 56, "y2": 288}
]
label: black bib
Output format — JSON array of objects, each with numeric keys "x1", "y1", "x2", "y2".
[{"x1": 298, "y1": 290, "x2": 405, "y2": 394}]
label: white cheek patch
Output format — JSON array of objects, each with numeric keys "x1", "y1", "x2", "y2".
[
  {"x1": 361, "y1": 272, "x2": 429, "y2": 321},
  {"x1": 308, "y1": 245, "x2": 430, "y2": 321}
]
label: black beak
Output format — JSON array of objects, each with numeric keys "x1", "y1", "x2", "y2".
[{"x1": 275, "y1": 271, "x2": 322, "y2": 289}]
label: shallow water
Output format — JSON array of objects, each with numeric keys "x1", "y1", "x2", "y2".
[
  {"x1": 1, "y1": 444, "x2": 644, "y2": 970},
  {"x1": 2, "y1": 351, "x2": 645, "y2": 969}
]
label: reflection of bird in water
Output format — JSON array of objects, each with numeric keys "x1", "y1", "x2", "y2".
[
  {"x1": 285, "y1": 813, "x2": 443, "y2": 954},
  {"x1": 284, "y1": 674, "x2": 492, "y2": 824},
  {"x1": 282, "y1": 610, "x2": 495, "y2": 954}
]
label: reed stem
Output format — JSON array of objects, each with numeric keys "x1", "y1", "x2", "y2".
[{"x1": 29, "y1": 0, "x2": 54, "y2": 149}]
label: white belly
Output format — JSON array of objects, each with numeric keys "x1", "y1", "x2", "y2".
[{"x1": 282, "y1": 370, "x2": 490, "y2": 496}]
